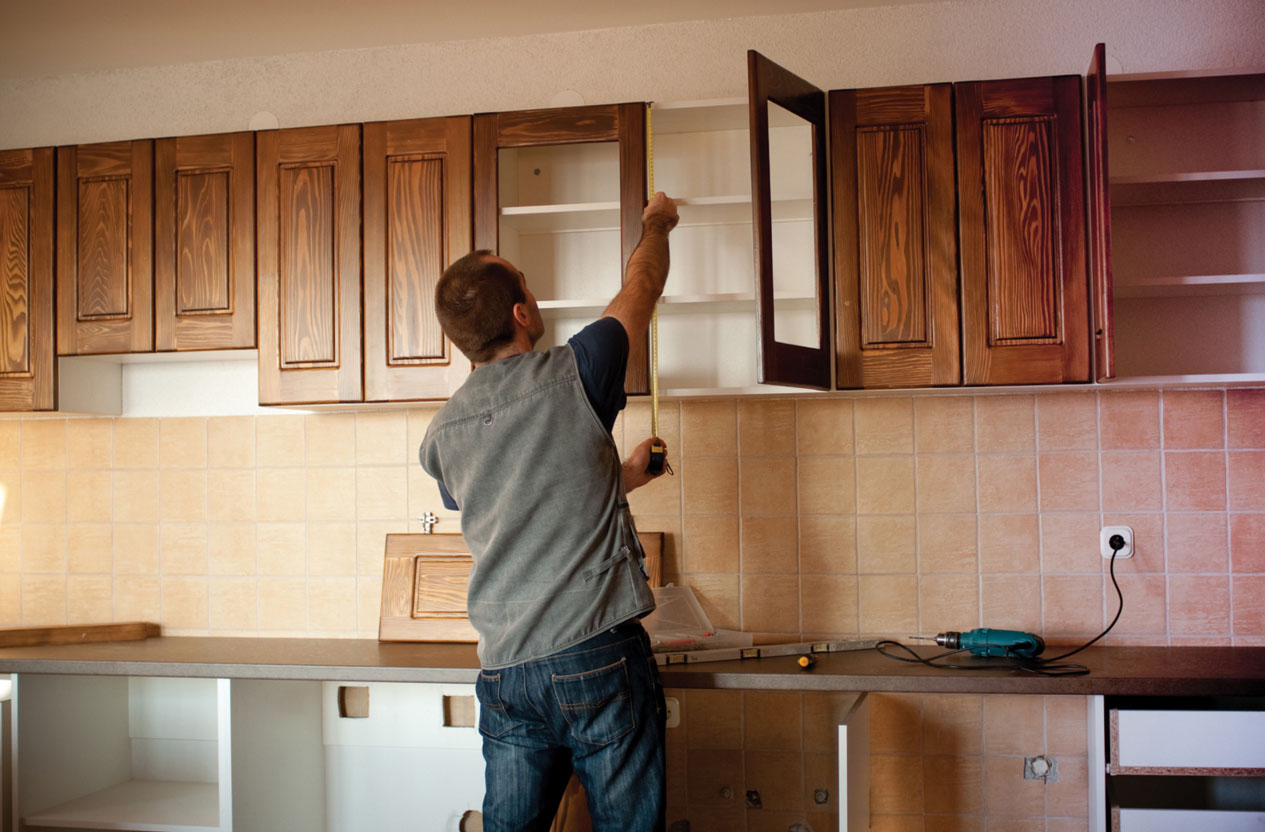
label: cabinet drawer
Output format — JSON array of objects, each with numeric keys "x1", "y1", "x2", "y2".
[
  {"x1": 1117, "y1": 808, "x2": 1265, "y2": 831},
  {"x1": 1111, "y1": 709, "x2": 1265, "y2": 773}
]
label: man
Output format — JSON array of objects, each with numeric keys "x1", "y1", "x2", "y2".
[{"x1": 419, "y1": 192, "x2": 680, "y2": 831}]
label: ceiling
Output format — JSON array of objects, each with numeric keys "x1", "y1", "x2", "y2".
[{"x1": 0, "y1": 0, "x2": 944, "y2": 80}]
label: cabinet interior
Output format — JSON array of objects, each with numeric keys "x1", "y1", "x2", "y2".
[{"x1": 1107, "y1": 71, "x2": 1265, "y2": 384}]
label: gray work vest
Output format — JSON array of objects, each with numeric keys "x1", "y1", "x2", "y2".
[{"x1": 418, "y1": 344, "x2": 655, "y2": 669}]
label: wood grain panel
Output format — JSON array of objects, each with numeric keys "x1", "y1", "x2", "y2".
[
  {"x1": 0, "y1": 185, "x2": 32, "y2": 376},
  {"x1": 1087, "y1": 43, "x2": 1115, "y2": 381},
  {"x1": 280, "y1": 163, "x2": 337, "y2": 367},
  {"x1": 981, "y1": 116, "x2": 1059, "y2": 344},
  {"x1": 833, "y1": 83, "x2": 959, "y2": 389},
  {"x1": 957, "y1": 76, "x2": 1090, "y2": 386},
  {"x1": 155, "y1": 132, "x2": 255, "y2": 351},
  {"x1": 257, "y1": 124, "x2": 361, "y2": 404},
  {"x1": 76, "y1": 177, "x2": 130, "y2": 318},
  {"x1": 56, "y1": 140, "x2": 153, "y2": 355},
  {"x1": 388, "y1": 156, "x2": 445, "y2": 363},
  {"x1": 471, "y1": 104, "x2": 647, "y2": 394},
  {"x1": 0, "y1": 147, "x2": 54, "y2": 411},
  {"x1": 363, "y1": 116, "x2": 472, "y2": 402},
  {"x1": 748, "y1": 50, "x2": 831, "y2": 390},
  {"x1": 857, "y1": 125, "x2": 929, "y2": 346},
  {"x1": 176, "y1": 170, "x2": 230, "y2": 313}
]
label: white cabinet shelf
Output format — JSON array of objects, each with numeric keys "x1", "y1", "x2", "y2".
[{"x1": 25, "y1": 780, "x2": 220, "y2": 832}]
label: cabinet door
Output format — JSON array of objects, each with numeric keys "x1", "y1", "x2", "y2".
[
  {"x1": 0, "y1": 148, "x2": 55, "y2": 411},
  {"x1": 257, "y1": 125, "x2": 362, "y2": 405},
  {"x1": 832, "y1": 83, "x2": 960, "y2": 389},
  {"x1": 748, "y1": 50, "x2": 832, "y2": 390},
  {"x1": 56, "y1": 140, "x2": 154, "y2": 355},
  {"x1": 473, "y1": 103, "x2": 648, "y2": 393},
  {"x1": 363, "y1": 117, "x2": 472, "y2": 402},
  {"x1": 956, "y1": 76, "x2": 1091, "y2": 385},
  {"x1": 154, "y1": 132, "x2": 255, "y2": 352},
  {"x1": 1087, "y1": 43, "x2": 1115, "y2": 381}
]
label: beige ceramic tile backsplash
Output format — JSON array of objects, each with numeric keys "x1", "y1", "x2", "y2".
[{"x1": 4, "y1": 387, "x2": 1264, "y2": 830}]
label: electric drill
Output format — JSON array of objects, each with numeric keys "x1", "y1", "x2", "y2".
[{"x1": 932, "y1": 628, "x2": 1046, "y2": 659}]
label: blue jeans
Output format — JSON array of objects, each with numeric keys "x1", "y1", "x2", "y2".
[{"x1": 475, "y1": 620, "x2": 666, "y2": 832}]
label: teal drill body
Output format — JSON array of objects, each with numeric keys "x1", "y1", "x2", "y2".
[{"x1": 936, "y1": 628, "x2": 1046, "y2": 658}]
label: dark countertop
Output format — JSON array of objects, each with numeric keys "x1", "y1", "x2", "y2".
[{"x1": 2, "y1": 638, "x2": 1264, "y2": 696}]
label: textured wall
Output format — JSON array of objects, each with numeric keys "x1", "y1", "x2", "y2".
[{"x1": 3, "y1": 0, "x2": 1264, "y2": 149}]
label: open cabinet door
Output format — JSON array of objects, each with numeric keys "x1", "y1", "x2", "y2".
[
  {"x1": 1087, "y1": 42, "x2": 1115, "y2": 381},
  {"x1": 748, "y1": 50, "x2": 832, "y2": 389}
]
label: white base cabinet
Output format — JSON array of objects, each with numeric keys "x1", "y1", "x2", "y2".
[
  {"x1": 1090, "y1": 695, "x2": 1265, "y2": 832},
  {"x1": 11, "y1": 676, "x2": 484, "y2": 832}
]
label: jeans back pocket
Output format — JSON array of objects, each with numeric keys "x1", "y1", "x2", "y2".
[
  {"x1": 551, "y1": 657, "x2": 634, "y2": 747},
  {"x1": 475, "y1": 671, "x2": 520, "y2": 739}
]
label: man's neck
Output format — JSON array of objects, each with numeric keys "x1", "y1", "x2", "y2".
[{"x1": 473, "y1": 337, "x2": 533, "y2": 368}]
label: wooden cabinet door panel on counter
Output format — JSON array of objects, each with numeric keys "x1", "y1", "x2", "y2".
[
  {"x1": 473, "y1": 103, "x2": 648, "y2": 393},
  {"x1": 257, "y1": 124, "x2": 362, "y2": 405},
  {"x1": 0, "y1": 148, "x2": 55, "y2": 411},
  {"x1": 154, "y1": 132, "x2": 255, "y2": 351},
  {"x1": 363, "y1": 116, "x2": 472, "y2": 402},
  {"x1": 56, "y1": 140, "x2": 153, "y2": 355},
  {"x1": 956, "y1": 76, "x2": 1091, "y2": 385},
  {"x1": 832, "y1": 83, "x2": 961, "y2": 388}
]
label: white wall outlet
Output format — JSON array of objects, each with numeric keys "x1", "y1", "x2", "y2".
[
  {"x1": 1101, "y1": 525, "x2": 1134, "y2": 559},
  {"x1": 665, "y1": 696, "x2": 680, "y2": 729}
]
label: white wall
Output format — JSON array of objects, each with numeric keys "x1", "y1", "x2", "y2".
[{"x1": 3, "y1": 0, "x2": 1263, "y2": 150}]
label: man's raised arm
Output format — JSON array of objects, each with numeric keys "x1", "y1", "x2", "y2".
[{"x1": 602, "y1": 192, "x2": 679, "y2": 344}]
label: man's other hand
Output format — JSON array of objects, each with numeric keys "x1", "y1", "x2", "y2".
[{"x1": 622, "y1": 436, "x2": 669, "y2": 493}]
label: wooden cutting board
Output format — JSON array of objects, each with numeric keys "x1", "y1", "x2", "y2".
[{"x1": 379, "y1": 531, "x2": 664, "y2": 642}]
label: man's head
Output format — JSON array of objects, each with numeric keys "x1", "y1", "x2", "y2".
[{"x1": 435, "y1": 250, "x2": 544, "y2": 364}]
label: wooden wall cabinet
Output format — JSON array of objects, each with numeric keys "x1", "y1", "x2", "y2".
[
  {"x1": 363, "y1": 116, "x2": 472, "y2": 402},
  {"x1": 0, "y1": 147, "x2": 56, "y2": 411},
  {"x1": 56, "y1": 139, "x2": 154, "y2": 356},
  {"x1": 1101, "y1": 66, "x2": 1265, "y2": 384},
  {"x1": 755, "y1": 51, "x2": 1094, "y2": 390},
  {"x1": 256, "y1": 124, "x2": 363, "y2": 405},
  {"x1": 258, "y1": 118, "x2": 473, "y2": 406},
  {"x1": 154, "y1": 132, "x2": 256, "y2": 352},
  {"x1": 831, "y1": 83, "x2": 961, "y2": 389},
  {"x1": 473, "y1": 103, "x2": 648, "y2": 393},
  {"x1": 956, "y1": 75, "x2": 1090, "y2": 385}
]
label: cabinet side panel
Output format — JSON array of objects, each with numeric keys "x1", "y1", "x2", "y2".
[
  {"x1": 231, "y1": 680, "x2": 325, "y2": 832},
  {"x1": 981, "y1": 116, "x2": 1060, "y2": 344},
  {"x1": 16, "y1": 674, "x2": 131, "y2": 818}
]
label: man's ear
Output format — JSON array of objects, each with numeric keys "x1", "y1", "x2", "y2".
[{"x1": 511, "y1": 302, "x2": 531, "y2": 327}]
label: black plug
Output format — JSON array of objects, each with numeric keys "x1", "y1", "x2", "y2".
[{"x1": 1109, "y1": 533, "x2": 1126, "y2": 553}]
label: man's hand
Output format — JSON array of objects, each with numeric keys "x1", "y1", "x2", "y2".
[
  {"x1": 642, "y1": 191, "x2": 679, "y2": 234},
  {"x1": 622, "y1": 436, "x2": 669, "y2": 493}
]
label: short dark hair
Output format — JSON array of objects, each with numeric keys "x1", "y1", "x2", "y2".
[{"x1": 435, "y1": 250, "x2": 525, "y2": 363}]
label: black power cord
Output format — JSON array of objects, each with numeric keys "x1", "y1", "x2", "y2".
[{"x1": 875, "y1": 534, "x2": 1127, "y2": 677}]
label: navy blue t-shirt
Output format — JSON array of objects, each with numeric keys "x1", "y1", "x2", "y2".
[{"x1": 436, "y1": 317, "x2": 629, "y2": 510}]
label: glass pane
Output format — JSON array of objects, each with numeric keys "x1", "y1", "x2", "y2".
[{"x1": 766, "y1": 101, "x2": 819, "y2": 349}]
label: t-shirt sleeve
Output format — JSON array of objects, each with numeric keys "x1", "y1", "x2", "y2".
[
  {"x1": 568, "y1": 317, "x2": 629, "y2": 433},
  {"x1": 437, "y1": 480, "x2": 459, "y2": 511}
]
